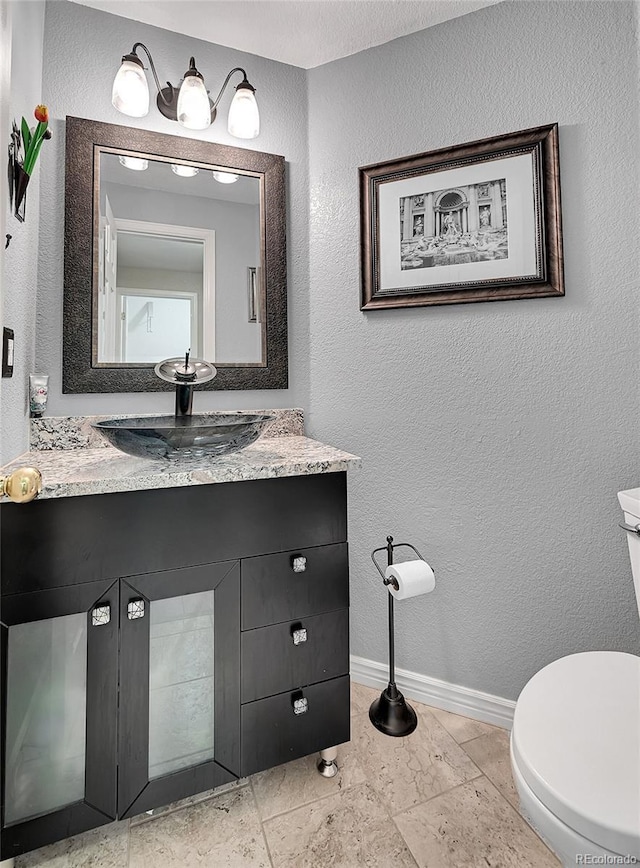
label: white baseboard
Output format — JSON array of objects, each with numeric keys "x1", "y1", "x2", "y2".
[{"x1": 350, "y1": 655, "x2": 515, "y2": 730}]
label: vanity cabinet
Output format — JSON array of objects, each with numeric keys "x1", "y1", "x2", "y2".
[{"x1": 1, "y1": 472, "x2": 350, "y2": 860}]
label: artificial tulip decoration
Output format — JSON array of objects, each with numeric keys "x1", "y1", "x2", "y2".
[{"x1": 22, "y1": 104, "x2": 51, "y2": 176}]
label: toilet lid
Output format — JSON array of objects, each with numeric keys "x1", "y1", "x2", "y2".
[{"x1": 512, "y1": 651, "x2": 640, "y2": 858}]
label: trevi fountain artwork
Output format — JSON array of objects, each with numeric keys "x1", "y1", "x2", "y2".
[{"x1": 399, "y1": 179, "x2": 509, "y2": 270}]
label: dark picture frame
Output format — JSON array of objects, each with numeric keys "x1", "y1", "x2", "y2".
[{"x1": 360, "y1": 124, "x2": 564, "y2": 309}]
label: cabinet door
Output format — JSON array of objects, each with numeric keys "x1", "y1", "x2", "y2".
[
  {"x1": 117, "y1": 562, "x2": 240, "y2": 819},
  {"x1": 1, "y1": 580, "x2": 119, "y2": 861}
]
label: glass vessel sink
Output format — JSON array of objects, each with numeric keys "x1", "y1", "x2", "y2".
[{"x1": 92, "y1": 413, "x2": 273, "y2": 461}]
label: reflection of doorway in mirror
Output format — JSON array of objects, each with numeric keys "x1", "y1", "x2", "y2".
[
  {"x1": 99, "y1": 218, "x2": 215, "y2": 364},
  {"x1": 97, "y1": 195, "x2": 118, "y2": 361}
]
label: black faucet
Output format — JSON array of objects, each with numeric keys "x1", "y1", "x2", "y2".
[{"x1": 154, "y1": 350, "x2": 217, "y2": 417}]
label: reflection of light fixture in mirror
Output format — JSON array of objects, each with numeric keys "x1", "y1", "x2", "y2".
[
  {"x1": 111, "y1": 42, "x2": 260, "y2": 138},
  {"x1": 212, "y1": 171, "x2": 239, "y2": 184},
  {"x1": 119, "y1": 155, "x2": 149, "y2": 171},
  {"x1": 171, "y1": 164, "x2": 199, "y2": 178}
]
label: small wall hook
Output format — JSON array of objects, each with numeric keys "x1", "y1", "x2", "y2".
[{"x1": 5, "y1": 234, "x2": 12, "y2": 249}]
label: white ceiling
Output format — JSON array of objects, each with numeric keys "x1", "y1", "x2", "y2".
[{"x1": 69, "y1": 0, "x2": 501, "y2": 69}]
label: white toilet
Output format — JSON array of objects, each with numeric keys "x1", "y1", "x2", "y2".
[{"x1": 510, "y1": 487, "x2": 640, "y2": 865}]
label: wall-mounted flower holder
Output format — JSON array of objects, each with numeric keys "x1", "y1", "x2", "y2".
[
  {"x1": 10, "y1": 154, "x2": 29, "y2": 223},
  {"x1": 7, "y1": 106, "x2": 51, "y2": 224}
]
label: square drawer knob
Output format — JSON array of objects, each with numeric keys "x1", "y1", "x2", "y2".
[
  {"x1": 292, "y1": 696, "x2": 308, "y2": 715},
  {"x1": 291, "y1": 627, "x2": 308, "y2": 645},
  {"x1": 291, "y1": 555, "x2": 307, "y2": 573}
]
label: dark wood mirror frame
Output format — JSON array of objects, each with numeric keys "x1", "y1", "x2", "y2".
[{"x1": 63, "y1": 116, "x2": 287, "y2": 393}]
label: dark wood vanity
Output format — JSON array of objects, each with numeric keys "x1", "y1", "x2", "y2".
[{"x1": 0, "y1": 472, "x2": 350, "y2": 860}]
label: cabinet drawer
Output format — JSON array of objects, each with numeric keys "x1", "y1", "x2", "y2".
[
  {"x1": 240, "y1": 676, "x2": 350, "y2": 776},
  {"x1": 242, "y1": 543, "x2": 349, "y2": 630},
  {"x1": 241, "y1": 609, "x2": 349, "y2": 703}
]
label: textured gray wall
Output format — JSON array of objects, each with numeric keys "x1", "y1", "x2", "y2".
[
  {"x1": 1, "y1": 1, "x2": 45, "y2": 464},
  {"x1": 307, "y1": 1, "x2": 640, "y2": 699},
  {"x1": 37, "y1": 0, "x2": 309, "y2": 416}
]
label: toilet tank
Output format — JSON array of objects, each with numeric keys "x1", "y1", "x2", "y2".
[{"x1": 618, "y1": 487, "x2": 640, "y2": 619}]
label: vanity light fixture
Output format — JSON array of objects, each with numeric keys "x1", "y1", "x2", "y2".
[
  {"x1": 112, "y1": 43, "x2": 260, "y2": 138},
  {"x1": 171, "y1": 164, "x2": 199, "y2": 178},
  {"x1": 118, "y1": 155, "x2": 149, "y2": 171},
  {"x1": 212, "y1": 170, "x2": 239, "y2": 184}
]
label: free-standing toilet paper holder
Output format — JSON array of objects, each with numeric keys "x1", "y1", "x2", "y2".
[{"x1": 369, "y1": 535, "x2": 426, "y2": 737}]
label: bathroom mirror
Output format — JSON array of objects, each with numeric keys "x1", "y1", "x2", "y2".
[{"x1": 63, "y1": 116, "x2": 287, "y2": 393}]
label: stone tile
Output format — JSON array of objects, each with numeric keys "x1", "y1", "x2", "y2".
[
  {"x1": 394, "y1": 775, "x2": 560, "y2": 867},
  {"x1": 462, "y1": 728, "x2": 520, "y2": 808},
  {"x1": 429, "y1": 706, "x2": 501, "y2": 743},
  {"x1": 128, "y1": 785, "x2": 270, "y2": 868},
  {"x1": 16, "y1": 820, "x2": 129, "y2": 868},
  {"x1": 251, "y1": 738, "x2": 367, "y2": 820},
  {"x1": 263, "y1": 782, "x2": 417, "y2": 868},
  {"x1": 349, "y1": 680, "x2": 378, "y2": 717},
  {"x1": 350, "y1": 706, "x2": 481, "y2": 815},
  {"x1": 129, "y1": 778, "x2": 247, "y2": 826}
]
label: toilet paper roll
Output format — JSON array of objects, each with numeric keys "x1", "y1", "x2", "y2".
[{"x1": 384, "y1": 560, "x2": 435, "y2": 600}]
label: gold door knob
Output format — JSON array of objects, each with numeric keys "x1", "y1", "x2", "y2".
[{"x1": 0, "y1": 467, "x2": 42, "y2": 503}]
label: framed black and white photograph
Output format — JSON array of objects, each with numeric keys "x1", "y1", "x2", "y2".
[{"x1": 360, "y1": 124, "x2": 564, "y2": 309}]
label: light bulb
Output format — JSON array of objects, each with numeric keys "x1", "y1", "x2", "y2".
[
  {"x1": 177, "y1": 64, "x2": 211, "y2": 130},
  {"x1": 212, "y1": 171, "x2": 239, "y2": 184},
  {"x1": 171, "y1": 164, "x2": 199, "y2": 178},
  {"x1": 227, "y1": 82, "x2": 259, "y2": 139},
  {"x1": 119, "y1": 156, "x2": 149, "y2": 171},
  {"x1": 112, "y1": 57, "x2": 149, "y2": 118}
]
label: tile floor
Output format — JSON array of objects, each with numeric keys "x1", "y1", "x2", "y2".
[{"x1": 17, "y1": 682, "x2": 560, "y2": 867}]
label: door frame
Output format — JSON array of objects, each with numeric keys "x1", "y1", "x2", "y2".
[
  {"x1": 113, "y1": 218, "x2": 215, "y2": 360},
  {"x1": 117, "y1": 286, "x2": 200, "y2": 362}
]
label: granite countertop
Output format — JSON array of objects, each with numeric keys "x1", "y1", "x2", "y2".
[{"x1": 1, "y1": 433, "x2": 361, "y2": 500}]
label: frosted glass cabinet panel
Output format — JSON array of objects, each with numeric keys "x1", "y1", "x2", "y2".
[
  {"x1": 148, "y1": 591, "x2": 215, "y2": 779},
  {"x1": 5, "y1": 614, "x2": 87, "y2": 825}
]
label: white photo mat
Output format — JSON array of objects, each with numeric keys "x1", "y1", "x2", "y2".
[{"x1": 378, "y1": 153, "x2": 538, "y2": 293}]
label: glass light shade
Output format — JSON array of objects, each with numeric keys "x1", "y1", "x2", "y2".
[
  {"x1": 171, "y1": 164, "x2": 199, "y2": 178},
  {"x1": 227, "y1": 85, "x2": 260, "y2": 139},
  {"x1": 177, "y1": 75, "x2": 211, "y2": 130},
  {"x1": 212, "y1": 171, "x2": 239, "y2": 184},
  {"x1": 112, "y1": 59, "x2": 149, "y2": 118},
  {"x1": 119, "y1": 156, "x2": 149, "y2": 171}
]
